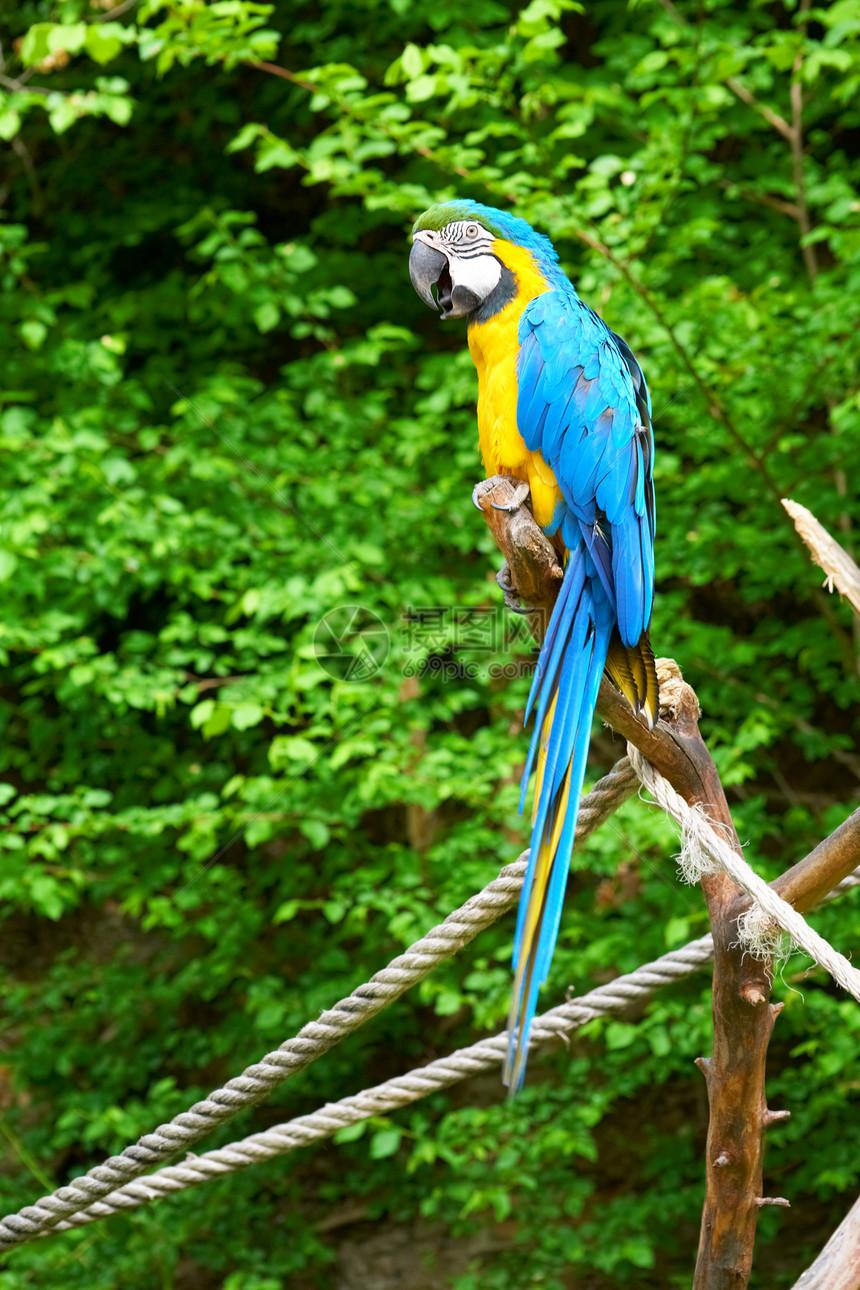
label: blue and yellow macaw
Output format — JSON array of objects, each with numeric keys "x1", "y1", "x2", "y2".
[{"x1": 409, "y1": 201, "x2": 657, "y2": 1089}]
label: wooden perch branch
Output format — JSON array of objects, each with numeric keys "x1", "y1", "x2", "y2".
[
  {"x1": 783, "y1": 498, "x2": 860, "y2": 620},
  {"x1": 774, "y1": 805, "x2": 860, "y2": 914}
]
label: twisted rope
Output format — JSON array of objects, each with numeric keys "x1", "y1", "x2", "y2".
[
  {"x1": 46, "y1": 936, "x2": 716, "y2": 1233},
  {"x1": 20, "y1": 863, "x2": 860, "y2": 1237},
  {"x1": 629, "y1": 747, "x2": 860, "y2": 1003},
  {"x1": 0, "y1": 758, "x2": 638, "y2": 1250}
]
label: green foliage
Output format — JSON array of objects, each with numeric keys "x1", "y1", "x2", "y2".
[{"x1": 0, "y1": 0, "x2": 858, "y2": 1286}]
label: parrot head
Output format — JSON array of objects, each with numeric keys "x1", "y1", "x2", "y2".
[{"x1": 409, "y1": 200, "x2": 559, "y2": 320}]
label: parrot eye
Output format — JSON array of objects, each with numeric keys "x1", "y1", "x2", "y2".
[{"x1": 464, "y1": 223, "x2": 480, "y2": 239}]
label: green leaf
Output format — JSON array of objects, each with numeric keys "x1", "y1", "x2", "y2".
[
  {"x1": 369, "y1": 1128, "x2": 402, "y2": 1158},
  {"x1": 202, "y1": 703, "x2": 233, "y2": 738},
  {"x1": 272, "y1": 899, "x2": 300, "y2": 923},
  {"x1": 299, "y1": 819, "x2": 330, "y2": 849},
  {"x1": 253, "y1": 301, "x2": 280, "y2": 333},
  {"x1": 19, "y1": 23, "x2": 54, "y2": 66},
  {"x1": 47, "y1": 23, "x2": 88, "y2": 56},
  {"x1": 0, "y1": 107, "x2": 21, "y2": 141},
  {"x1": 333, "y1": 1121, "x2": 366, "y2": 1144},
  {"x1": 85, "y1": 23, "x2": 133, "y2": 65},
  {"x1": 401, "y1": 43, "x2": 424, "y2": 79},
  {"x1": 0, "y1": 551, "x2": 19, "y2": 582},
  {"x1": 231, "y1": 702, "x2": 265, "y2": 730},
  {"x1": 20, "y1": 319, "x2": 47, "y2": 350},
  {"x1": 190, "y1": 699, "x2": 216, "y2": 729},
  {"x1": 269, "y1": 736, "x2": 319, "y2": 768},
  {"x1": 48, "y1": 99, "x2": 80, "y2": 134},
  {"x1": 29, "y1": 874, "x2": 65, "y2": 920}
]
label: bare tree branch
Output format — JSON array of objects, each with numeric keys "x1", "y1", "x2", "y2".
[
  {"x1": 725, "y1": 76, "x2": 795, "y2": 144},
  {"x1": 783, "y1": 498, "x2": 860, "y2": 621},
  {"x1": 775, "y1": 807, "x2": 860, "y2": 914},
  {"x1": 717, "y1": 178, "x2": 802, "y2": 221}
]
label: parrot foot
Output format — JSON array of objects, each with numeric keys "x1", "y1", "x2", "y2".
[
  {"x1": 490, "y1": 480, "x2": 530, "y2": 513},
  {"x1": 496, "y1": 562, "x2": 536, "y2": 615},
  {"x1": 471, "y1": 476, "x2": 531, "y2": 514}
]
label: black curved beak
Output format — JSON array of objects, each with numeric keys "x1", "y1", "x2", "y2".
[{"x1": 409, "y1": 239, "x2": 449, "y2": 313}]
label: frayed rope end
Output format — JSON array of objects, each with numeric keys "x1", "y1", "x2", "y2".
[
  {"x1": 676, "y1": 802, "x2": 723, "y2": 884},
  {"x1": 735, "y1": 904, "x2": 795, "y2": 962}
]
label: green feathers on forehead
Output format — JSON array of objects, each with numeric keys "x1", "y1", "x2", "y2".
[{"x1": 413, "y1": 201, "x2": 506, "y2": 240}]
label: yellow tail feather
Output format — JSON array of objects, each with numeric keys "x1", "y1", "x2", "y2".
[{"x1": 605, "y1": 630, "x2": 658, "y2": 728}]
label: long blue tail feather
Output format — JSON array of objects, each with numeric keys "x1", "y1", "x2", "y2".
[{"x1": 504, "y1": 550, "x2": 614, "y2": 1091}]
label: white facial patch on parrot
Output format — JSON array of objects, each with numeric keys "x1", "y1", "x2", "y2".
[
  {"x1": 448, "y1": 251, "x2": 502, "y2": 300},
  {"x1": 437, "y1": 220, "x2": 503, "y2": 301}
]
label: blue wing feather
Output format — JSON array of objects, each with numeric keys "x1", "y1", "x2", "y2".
[{"x1": 517, "y1": 332, "x2": 546, "y2": 440}]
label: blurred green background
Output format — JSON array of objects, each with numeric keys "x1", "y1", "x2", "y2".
[{"x1": 0, "y1": 1, "x2": 859, "y2": 1286}]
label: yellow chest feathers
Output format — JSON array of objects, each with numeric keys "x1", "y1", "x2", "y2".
[{"x1": 467, "y1": 241, "x2": 564, "y2": 532}]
